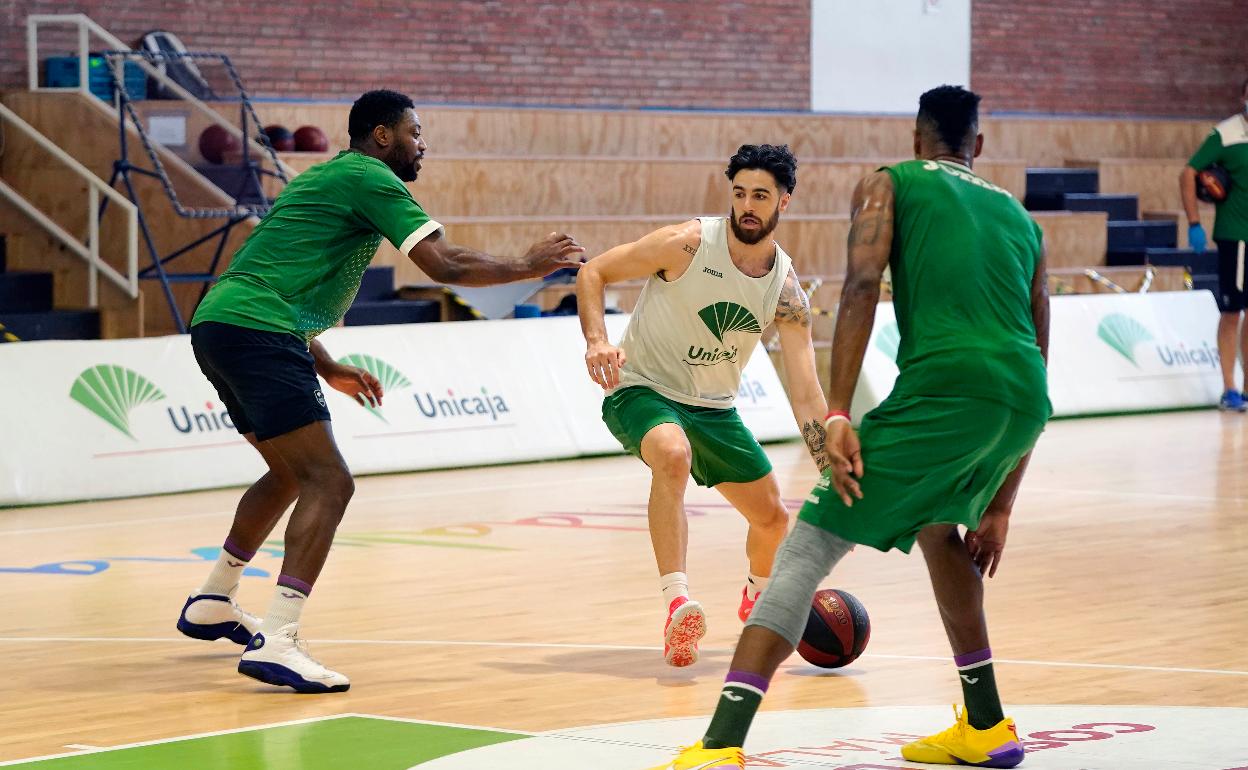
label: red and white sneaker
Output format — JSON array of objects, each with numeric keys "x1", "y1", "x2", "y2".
[
  {"x1": 663, "y1": 596, "x2": 707, "y2": 667},
  {"x1": 738, "y1": 586, "x2": 759, "y2": 623}
]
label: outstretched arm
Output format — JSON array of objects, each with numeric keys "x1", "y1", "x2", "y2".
[
  {"x1": 823, "y1": 170, "x2": 895, "y2": 504},
  {"x1": 577, "y1": 221, "x2": 700, "y2": 389},
  {"x1": 407, "y1": 229, "x2": 585, "y2": 286},
  {"x1": 773, "y1": 267, "x2": 830, "y2": 473}
]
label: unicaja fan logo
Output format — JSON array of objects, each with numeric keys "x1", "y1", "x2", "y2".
[
  {"x1": 1096, "y1": 314, "x2": 1154, "y2": 367},
  {"x1": 686, "y1": 302, "x2": 759, "y2": 367},
  {"x1": 336, "y1": 353, "x2": 411, "y2": 422},
  {"x1": 70, "y1": 364, "x2": 166, "y2": 439},
  {"x1": 698, "y1": 302, "x2": 761, "y2": 341}
]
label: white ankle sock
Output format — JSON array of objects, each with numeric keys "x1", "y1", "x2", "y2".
[
  {"x1": 199, "y1": 550, "x2": 249, "y2": 596},
  {"x1": 660, "y1": 571, "x2": 689, "y2": 608},
  {"x1": 746, "y1": 573, "x2": 769, "y2": 601},
  {"x1": 260, "y1": 584, "x2": 308, "y2": 633}
]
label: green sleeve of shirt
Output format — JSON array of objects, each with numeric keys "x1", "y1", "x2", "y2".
[
  {"x1": 1188, "y1": 130, "x2": 1223, "y2": 170},
  {"x1": 355, "y1": 166, "x2": 441, "y2": 255}
]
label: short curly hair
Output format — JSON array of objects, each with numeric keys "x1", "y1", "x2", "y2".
[{"x1": 725, "y1": 144, "x2": 797, "y2": 194}]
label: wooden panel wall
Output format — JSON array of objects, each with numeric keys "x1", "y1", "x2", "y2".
[
  {"x1": 1, "y1": 93, "x2": 258, "y2": 337},
  {"x1": 221, "y1": 103, "x2": 1210, "y2": 165}
]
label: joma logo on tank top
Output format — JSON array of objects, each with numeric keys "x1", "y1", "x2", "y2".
[{"x1": 684, "y1": 302, "x2": 761, "y2": 367}]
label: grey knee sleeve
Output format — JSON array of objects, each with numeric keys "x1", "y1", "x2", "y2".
[{"x1": 746, "y1": 520, "x2": 854, "y2": 646}]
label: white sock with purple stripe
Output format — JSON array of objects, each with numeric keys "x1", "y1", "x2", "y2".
[
  {"x1": 198, "y1": 538, "x2": 255, "y2": 596},
  {"x1": 260, "y1": 574, "x2": 311, "y2": 633}
]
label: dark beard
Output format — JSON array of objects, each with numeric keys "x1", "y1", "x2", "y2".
[
  {"x1": 730, "y1": 208, "x2": 779, "y2": 245},
  {"x1": 394, "y1": 161, "x2": 418, "y2": 182}
]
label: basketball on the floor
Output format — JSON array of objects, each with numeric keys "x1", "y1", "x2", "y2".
[
  {"x1": 796, "y1": 588, "x2": 870, "y2": 669},
  {"x1": 1196, "y1": 163, "x2": 1232, "y2": 203},
  {"x1": 198, "y1": 124, "x2": 240, "y2": 164},
  {"x1": 293, "y1": 125, "x2": 330, "y2": 152},
  {"x1": 262, "y1": 124, "x2": 296, "y2": 151}
]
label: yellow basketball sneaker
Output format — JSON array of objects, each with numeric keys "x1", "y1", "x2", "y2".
[
  {"x1": 901, "y1": 706, "x2": 1024, "y2": 768},
  {"x1": 644, "y1": 742, "x2": 744, "y2": 770}
]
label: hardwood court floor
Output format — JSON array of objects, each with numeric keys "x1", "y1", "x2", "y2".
[{"x1": 0, "y1": 410, "x2": 1246, "y2": 767}]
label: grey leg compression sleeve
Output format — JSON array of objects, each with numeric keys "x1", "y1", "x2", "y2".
[{"x1": 745, "y1": 519, "x2": 855, "y2": 646}]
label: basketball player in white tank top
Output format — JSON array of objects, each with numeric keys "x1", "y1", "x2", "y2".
[{"x1": 577, "y1": 145, "x2": 831, "y2": 667}]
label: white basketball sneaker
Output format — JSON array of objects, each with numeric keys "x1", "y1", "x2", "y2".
[
  {"x1": 237, "y1": 623, "x2": 350, "y2": 693},
  {"x1": 176, "y1": 589, "x2": 260, "y2": 646}
]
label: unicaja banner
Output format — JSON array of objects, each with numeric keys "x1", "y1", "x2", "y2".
[
  {"x1": 853, "y1": 292, "x2": 1224, "y2": 419},
  {"x1": 0, "y1": 315, "x2": 798, "y2": 505}
]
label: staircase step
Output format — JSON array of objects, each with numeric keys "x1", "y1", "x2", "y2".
[
  {"x1": 1106, "y1": 221, "x2": 1177, "y2": 251},
  {"x1": 1025, "y1": 168, "x2": 1099, "y2": 210},
  {"x1": 0, "y1": 310, "x2": 100, "y2": 341},
  {"x1": 343, "y1": 299, "x2": 441, "y2": 327},
  {"x1": 1061, "y1": 193, "x2": 1139, "y2": 222},
  {"x1": 357, "y1": 266, "x2": 396, "y2": 302},
  {"x1": 0, "y1": 271, "x2": 53, "y2": 312}
]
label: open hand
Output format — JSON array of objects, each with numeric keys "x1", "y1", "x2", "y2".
[
  {"x1": 525, "y1": 232, "x2": 586, "y2": 277},
  {"x1": 966, "y1": 508, "x2": 1010, "y2": 578},
  {"x1": 321, "y1": 364, "x2": 384, "y2": 409},
  {"x1": 585, "y1": 340, "x2": 626, "y2": 389}
]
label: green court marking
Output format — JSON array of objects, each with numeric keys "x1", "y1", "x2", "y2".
[{"x1": 4, "y1": 716, "x2": 527, "y2": 769}]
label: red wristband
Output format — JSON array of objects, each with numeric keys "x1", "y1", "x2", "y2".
[{"x1": 824, "y1": 410, "x2": 850, "y2": 421}]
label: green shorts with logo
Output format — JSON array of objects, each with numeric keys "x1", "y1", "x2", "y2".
[
  {"x1": 602, "y1": 386, "x2": 772, "y2": 487},
  {"x1": 800, "y1": 394, "x2": 1046, "y2": 553}
]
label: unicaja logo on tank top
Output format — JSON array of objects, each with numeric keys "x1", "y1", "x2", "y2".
[{"x1": 685, "y1": 302, "x2": 761, "y2": 367}]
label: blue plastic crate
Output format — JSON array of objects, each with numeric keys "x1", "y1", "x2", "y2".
[{"x1": 44, "y1": 56, "x2": 145, "y2": 102}]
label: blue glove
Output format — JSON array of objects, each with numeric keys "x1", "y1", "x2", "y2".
[{"x1": 1189, "y1": 223, "x2": 1208, "y2": 254}]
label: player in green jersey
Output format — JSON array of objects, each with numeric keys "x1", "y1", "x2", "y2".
[
  {"x1": 647, "y1": 86, "x2": 1048, "y2": 770},
  {"x1": 178, "y1": 89, "x2": 584, "y2": 693},
  {"x1": 1181, "y1": 77, "x2": 1248, "y2": 410}
]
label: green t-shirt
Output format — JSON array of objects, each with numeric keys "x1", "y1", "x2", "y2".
[
  {"x1": 192, "y1": 150, "x2": 442, "y2": 342},
  {"x1": 1188, "y1": 114, "x2": 1248, "y2": 242},
  {"x1": 883, "y1": 159, "x2": 1050, "y2": 421}
]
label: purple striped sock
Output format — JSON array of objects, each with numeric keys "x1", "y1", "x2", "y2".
[
  {"x1": 954, "y1": 648, "x2": 992, "y2": 668},
  {"x1": 222, "y1": 538, "x2": 256, "y2": 562},
  {"x1": 276, "y1": 574, "x2": 313, "y2": 596},
  {"x1": 724, "y1": 670, "x2": 770, "y2": 694}
]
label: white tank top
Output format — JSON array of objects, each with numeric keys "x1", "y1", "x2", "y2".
[{"x1": 614, "y1": 217, "x2": 791, "y2": 408}]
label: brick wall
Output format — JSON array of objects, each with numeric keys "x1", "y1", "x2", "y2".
[
  {"x1": 972, "y1": 0, "x2": 1248, "y2": 118},
  {"x1": 3, "y1": 1, "x2": 1244, "y2": 117},
  {"x1": 2, "y1": 1, "x2": 810, "y2": 110}
]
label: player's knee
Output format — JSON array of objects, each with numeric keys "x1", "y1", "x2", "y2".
[
  {"x1": 294, "y1": 463, "x2": 354, "y2": 506},
  {"x1": 648, "y1": 442, "x2": 692, "y2": 479},
  {"x1": 915, "y1": 524, "x2": 958, "y2": 552}
]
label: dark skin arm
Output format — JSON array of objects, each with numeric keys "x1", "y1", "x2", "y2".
[
  {"x1": 309, "y1": 338, "x2": 383, "y2": 408},
  {"x1": 822, "y1": 170, "x2": 895, "y2": 505},
  {"x1": 965, "y1": 240, "x2": 1049, "y2": 577},
  {"x1": 408, "y1": 229, "x2": 585, "y2": 286}
]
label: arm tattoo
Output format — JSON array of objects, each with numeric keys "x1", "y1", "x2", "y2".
[
  {"x1": 801, "y1": 420, "x2": 830, "y2": 473},
  {"x1": 682, "y1": 244, "x2": 698, "y2": 257},
  {"x1": 848, "y1": 210, "x2": 884, "y2": 246},
  {"x1": 775, "y1": 272, "x2": 812, "y2": 327}
]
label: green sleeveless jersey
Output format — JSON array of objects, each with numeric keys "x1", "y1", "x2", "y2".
[{"x1": 883, "y1": 159, "x2": 1050, "y2": 421}]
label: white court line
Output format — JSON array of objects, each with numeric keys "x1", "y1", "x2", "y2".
[
  {"x1": 339, "y1": 712, "x2": 537, "y2": 736},
  {"x1": 0, "y1": 635, "x2": 1244, "y2": 678},
  {"x1": 0, "y1": 714, "x2": 354, "y2": 766},
  {"x1": 0, "y1": 471, "x2": 646, "y2": 537},
  {"x1": 60, "y1": 745, "x2": 98, "y2": 751}
]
